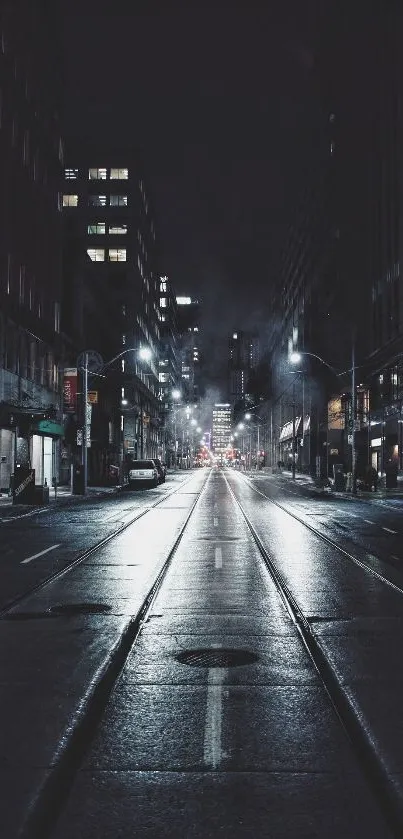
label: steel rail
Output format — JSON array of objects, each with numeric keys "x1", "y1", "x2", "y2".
[
  {"x1": 225, "y1": 472, "x2": 402, "y2": 838},
  {"x1": 240, "y1": 473, "x2": 403, "y2": 597},
  {"x1": 19, "y1": 469, "x2": 212, "y2": 839},
  {"x1": 0, "y1": 472, "x2": 200, "y2": 618}
]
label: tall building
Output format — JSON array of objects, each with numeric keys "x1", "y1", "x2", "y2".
[
  {"x1": 267, "y1": 2, "x2": 403, "y2": 480},
  {"x1": 61, "y1": 153, "x2": 162, "y2": 475},
  {"x1": 176, "y1": 296, "x2": 202, "y2": 404},
  {"x1": 158, "y1": 275, "x2": 181, "y2": 464},
  {"x1": 228, "y1": 330, "x2": 260, "y2": 407},
  {"x1": 0, "y1": 3, "x2": 64, "y2": 492},
  {"x1": 212, "y1": 403, "x2": 232, "y2": 456}
]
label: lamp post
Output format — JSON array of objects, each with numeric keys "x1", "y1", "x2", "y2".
[
  {"x1": 290, "y1": 346, "x2": 357, "y2": 494},
  {"x1": 171, "y1": 389, "x2": 181, "y2": 466},
  {"x1": 87, "y1": 345, "x2": 155, "y2": 486}
]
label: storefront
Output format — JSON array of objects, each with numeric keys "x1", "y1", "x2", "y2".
[
  {"x1": 31, "y1": 419, "x2": 63, "y2": 486},
  {"x1": 279, "y1": 417, "x2": 301, "y2": 467}
]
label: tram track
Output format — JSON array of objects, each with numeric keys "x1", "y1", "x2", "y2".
[
  {"x1": 226, "y1": 472, "x2": 403, "y2": 838},
  {"x1": 0, "y1": 473, "x2": 199, "y2": 618},
  {"x1": 17, "y1": 470, "x2": 211, "y2": 839},
  {"x1": 240, "y1": 472, "x2": 403, "y2": 595}
]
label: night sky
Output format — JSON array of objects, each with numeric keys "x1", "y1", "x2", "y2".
[{"x1": 60, "y1": 1, "x2": 319, "y2": 380}]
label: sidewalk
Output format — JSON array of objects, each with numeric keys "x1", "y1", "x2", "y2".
[
  {"x1": 257, "y1": 467, "x2": 403, "y2": 500},
  {"x1": 0, "y1": 484, "x2": 124, "y2": 513}
]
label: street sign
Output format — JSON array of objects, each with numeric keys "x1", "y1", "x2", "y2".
[
  {"x1": 77, "y1": 350, "x2": 104, "y2": 374},
  {"x1": 88, "y1": 391, "x2": 98, "y2": 404}
]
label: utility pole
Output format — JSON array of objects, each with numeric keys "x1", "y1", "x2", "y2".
[
  {"x1": 140, "y1": 395, "x2": 144, "y2": 458},
  {"x1": 292, "y1": 378, "x2": 296, "y2": 480},
  {"x1": 351, "y1": 334, "x2": 357, "y2": 495},
  {"x1": 82, "y1": 351, "x2": 88, "y2": 495}
]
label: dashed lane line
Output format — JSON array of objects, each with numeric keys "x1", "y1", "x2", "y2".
[
  {"x1": 214, "y1": 547, "x2": 223, "y2": 569},
  {"x1": 382, "y1": 527, "x2": 398, "y2": 535},
  {"x1": 21, "y1": 544, "x2": 61, "y2": 565}
]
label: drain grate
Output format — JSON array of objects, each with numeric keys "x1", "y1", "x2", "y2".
[
  {"x1": 48, "y1": 602, "x2": 111, "y2": 616},
  {"x1": 176, "y1": 648, "x2": 259, "y2": 668}
]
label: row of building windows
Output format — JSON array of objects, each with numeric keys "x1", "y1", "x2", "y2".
[
  {"x1": 88, "y1": 223, "x2": 127, "y2": 235},
  {"x1": 3, "y1": 255, "x2": 60, "y2": 330},
  {"x1": 87, "y1": 248, "x2": 127, "y2": 262},
  {"x1": 63, "y1": 194, "x2": 128, "y2": 207},
  {"x1": 64, "y1": 167, "x2": 128, "y2": 180},
  {"x1": 0, "y1": 323, "x2": 59, "y2": 390}
]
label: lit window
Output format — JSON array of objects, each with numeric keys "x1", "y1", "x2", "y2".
[
  {"x1": 110, "y1": 195, "x2": 127, "y2": 206},
  {"x1": 110, "y1": 168, "x2": 128, "y2": 179},
  {"x1": 88, "y1": 223, "x2": 106, "y2": 235},
  {"x1": 87, "y1": 248, "x2": 105, "y2": 262},
  {"x1": 63, "y1": 194, "x2": 78, "y2": 207},
  {"x1": 379, "y1": 374, "x2": 384, "y2": 384},
  {"x1": 160, "y1": 297, "x2": 167, "y2": 308},
  {"x1": 108, "y1": 248, "x2": 126, "y2": 262},
  {"x1": 233, "y1": 332, "x2": 238, "y2": 339},
  {"x1": 109, "y1": 224, "x2": 127, "y2": 235},
  {"x1": 160, "y1": 280, "x2": 167, "y2": 292},
  {"x1": 89, "y1": 195, "x2": 107, "y2": 206},
  {"x1": 65, "y1": 168, "x2": 78, "y2": 179},
  {"x1": 89, "y1": 168, "x2": 107, "y2": 180}
]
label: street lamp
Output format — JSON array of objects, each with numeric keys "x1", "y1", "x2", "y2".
[
  {"x1": 289, "y1": 347, "x2": 357, "y2": 493},
  {"x1": 171, "y1": 389, "x2": 181, "y2": 466}
]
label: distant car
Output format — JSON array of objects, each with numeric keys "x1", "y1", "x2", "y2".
[
  {"x1": 153, "y1": 458, "x2": 166, "y2": 484},
  {"x1": 128, "y1": 459, "x2": 159, "y2": 488}
]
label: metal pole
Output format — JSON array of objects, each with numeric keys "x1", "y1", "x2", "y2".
[
  {"x1": 270, "y1": 406, "x2": 273, "y2": 467},
  {"x1": 292, "y1": 378, "x2": 296, "y2": 480},
  {"x1": 140, "y1": 395, "x2": 144, "y2": 458},
  {"x1": 302, "y1": 374, "x2": 305, "y2": 471},
  {"x1": 174, "y1": 414, "x2": 177, "y2": 466},
  {"x1": 83, "y1": 351, "x2": 88, "y2": 495},
  {"x1": 351, "y1": 336, "x2": 357, "y2": 495}
]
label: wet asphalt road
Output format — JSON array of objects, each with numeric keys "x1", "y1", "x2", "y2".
[
  {"x1": 2, "y1": 467, "x2": 403, "y2": 837},
  {"x1": 0, "y1": 472, "x2": 193, "y2": 610}
]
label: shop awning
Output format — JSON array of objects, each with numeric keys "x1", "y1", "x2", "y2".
[{"x1": 32, "y1": 419, "x2": 64, "y2": 437}]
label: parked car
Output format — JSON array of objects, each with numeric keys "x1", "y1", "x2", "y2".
[
  {"x1": 128, "y1": 459, "x2": 159, "y2": 488},
  {"x1": 153, "y1": 458, "x2": 166, "y2": 484}
]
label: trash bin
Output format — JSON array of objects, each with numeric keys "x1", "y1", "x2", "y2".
[
  {"x1": 72, "y1": 464, "x2": 85, "y2": 494},
  {"x1": 33, "y1": 484, "x2": 50, "y2": 505},
  {"x1": 333, "y1": 463, "x2": 346, "y2": 491},
  {"x1": 385, "y1": 465, "x2": 398, "y2": 489}
]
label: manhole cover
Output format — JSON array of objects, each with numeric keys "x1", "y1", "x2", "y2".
[
  {"x1": 196, "y1": 536, "x2": 241, "y2": 541},
  {"x1": 176, "y1": 648, "x2": 259, "y2": 668},
  {"x1": 49, "y1": 603, "x2": 111, "y2": 616}
]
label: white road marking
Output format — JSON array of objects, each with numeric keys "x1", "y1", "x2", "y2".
[
  {"x1": 21, "y1": 544, "x2": 61, "y2": 565},
  {"x1": 364, "y1": 519, "x2": 376, "y2": 525},
  {"x1": 391, "y1": 555, "x2": 401, "y2": 561},
  {"x1": 215, "y1": 547, "x2": 223, "y2": 569},
  {"x1": 204, "y1": 650, "x2": 226, "y2": 769},
  {"x1": 213, "y1": 517, "x2": 218, "y2": 527},
  {"x1": 382, "y1": 527, "x2": 398, "y2": 535}
]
